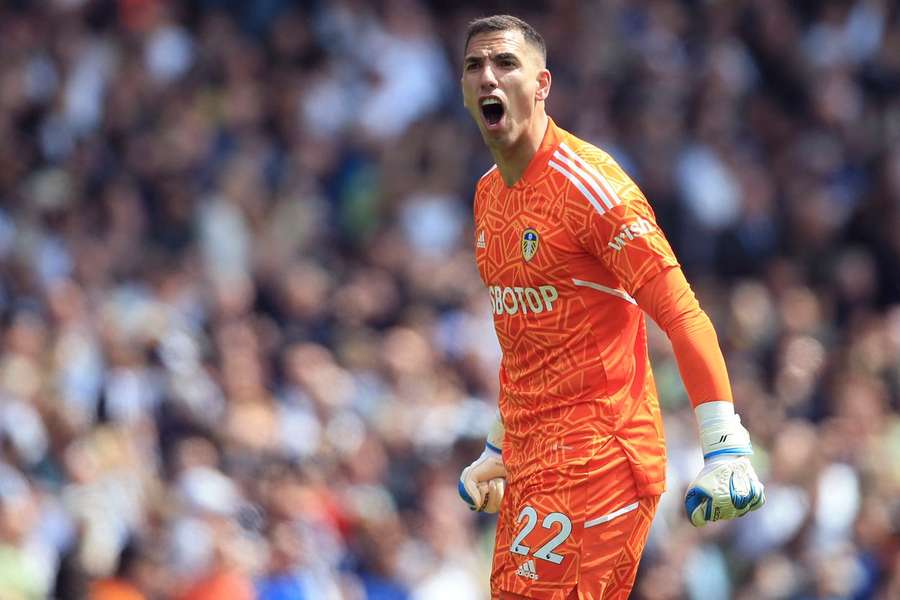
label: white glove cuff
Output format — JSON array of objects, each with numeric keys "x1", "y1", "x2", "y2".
[{"x1": 696, "y1": 402, "x2": 753, "y2": 460}]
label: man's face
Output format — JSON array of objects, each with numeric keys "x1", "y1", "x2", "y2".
[{"x1": 462, "y1": 29, "x2": 549, "y2": 148}]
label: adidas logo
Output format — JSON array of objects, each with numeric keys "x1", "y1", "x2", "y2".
[
  {"x1": 476, "y1": 230, "x2": 486, "y2": 249},
  {"x1": 515, "y1": 559, "x2": 539, "y2": 580}
]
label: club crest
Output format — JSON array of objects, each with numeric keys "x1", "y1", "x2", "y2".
[{"x1": 522, "y1": 228, "x2": 539, "y2": 262}]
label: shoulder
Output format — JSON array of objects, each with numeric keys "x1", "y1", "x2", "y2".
[
  {"x1": 555, "y1": 132, "x2": 615, "y2": 168},
  {"x1": 474, "y1": 164, "x2": 498, "y2": 195},
  {"x1": 548, "y1": 134, "x2": 626, "y2": 216},
  {"x1": 473, "y1": 164, "x2": 498, "y2": 218}
]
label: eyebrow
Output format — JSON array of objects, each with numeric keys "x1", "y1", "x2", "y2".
[
  {"x1": 464, "y1": 51, "x2": 522, "y2": 67},
  {"x1": 493, "y1": 52, "x2": 520, "y2": 63}
]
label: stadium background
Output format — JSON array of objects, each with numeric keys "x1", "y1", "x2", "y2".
[{"x1": 0, "y1": 0, "x2": 899, "y2": 598}]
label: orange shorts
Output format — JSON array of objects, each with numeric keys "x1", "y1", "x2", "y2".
[{"x1": 491, "y1": 444, "x2": 659, "y2": 600}]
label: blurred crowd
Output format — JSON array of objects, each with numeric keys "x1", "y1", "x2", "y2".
[{"x1": 0, "y1": 0, "x2": 898, "y2": 598}]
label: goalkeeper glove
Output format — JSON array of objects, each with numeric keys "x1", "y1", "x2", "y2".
[
  {"x1": 458, "y1": 417, "x2": 507, "y2": 513},
  {"x1": 684, "y1": 402, "x2": 765, "y2": 527}
]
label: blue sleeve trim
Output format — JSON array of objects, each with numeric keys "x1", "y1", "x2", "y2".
[
  {"x1": 703, "y1": 447, "x2": 753, "y2": 460},
  {"x1": 485, "y1": 441, "x2": 502, "y2": 454}
]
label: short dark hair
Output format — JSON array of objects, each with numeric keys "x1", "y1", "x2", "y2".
[{"x1": 464, "y1": 15, "x2": 547, "y2": 64}]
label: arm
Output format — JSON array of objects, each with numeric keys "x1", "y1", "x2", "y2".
[
  {"x1": 634, "y1": 266, "x2": 733, "y2": 406},
  {"x1": 635, "y1": 266, "x2": 765, "y2": 526}
]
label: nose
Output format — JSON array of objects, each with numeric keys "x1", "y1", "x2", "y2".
[{"x1": 478, "y1": 64, "x2": 498, "y2": 92}]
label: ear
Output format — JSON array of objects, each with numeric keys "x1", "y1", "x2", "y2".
[{"x1": 535, "y1": 68, "x2": 551, "y2": 102}]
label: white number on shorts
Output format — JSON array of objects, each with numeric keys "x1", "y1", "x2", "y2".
[
  {"x1": 510, "y1": 506, "x2": 573, "y2": 564},
  {"x1": 510, "y1": 506, "x2": 538, "y2": 556},
  {"x1": 533, "y1": 512, "x2": 572, "y2": 564}
]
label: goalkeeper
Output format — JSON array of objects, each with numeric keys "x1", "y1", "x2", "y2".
[{"x1": 458, "y1": 14, "x2": 765, "y2": 600}]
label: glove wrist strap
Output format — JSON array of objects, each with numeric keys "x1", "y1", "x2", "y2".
[{"x1": 696, "y1": 402, "x2": 753, "y2": 460}]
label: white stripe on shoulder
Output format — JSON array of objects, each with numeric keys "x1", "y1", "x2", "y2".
[
  {"x1": 480, "y1": 164, "x2": 498, "y2": 180},
  {"x1": 572, "y1": 278, "x2": 637, "y2": 305},
  {"x1": 558, "y1": 142, "x2": 622, "y2": 207},
  {"x1": 551, "y1": 150, "x2": 615, "y2": 210},
  {"x1": 584, "y1": 501, "x2": 640, "y2": 528},
  {"x1": 548, "y1": 160, "x2": 606, "y2": 216}
]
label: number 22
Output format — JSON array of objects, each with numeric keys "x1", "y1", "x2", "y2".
[{"x1": 510, "y1": 506, "x2": 573, "y2": 565}]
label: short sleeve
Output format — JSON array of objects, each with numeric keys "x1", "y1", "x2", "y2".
[{"x1": 558, "y1": 144, "x2": 679, "y2": 295}]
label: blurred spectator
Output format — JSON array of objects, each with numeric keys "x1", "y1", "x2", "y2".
[{"x1": 0, "y1": 464, "x2": 46, "y2": 599}]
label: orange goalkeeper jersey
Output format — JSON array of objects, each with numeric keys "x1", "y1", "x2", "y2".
[{"x1": 474, "y1": 119, "x2": 678, "y2": 497}]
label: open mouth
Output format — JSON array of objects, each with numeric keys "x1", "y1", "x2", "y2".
[{"x1": 480, "y1": 97, "x2": 505, "y2": 126}]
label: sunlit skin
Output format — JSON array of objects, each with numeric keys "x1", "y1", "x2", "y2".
[{"x1": 462, "y1": 29, "x2": 552, "y2": 187}]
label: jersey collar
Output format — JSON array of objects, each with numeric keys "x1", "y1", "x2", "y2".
[{"x1": 504, "y1": 117, "x2": 563, "y2": 190}]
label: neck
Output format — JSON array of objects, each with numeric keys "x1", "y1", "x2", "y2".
[{"x1": 490, "y1": 111, "x2": 549, "y2": 187}]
